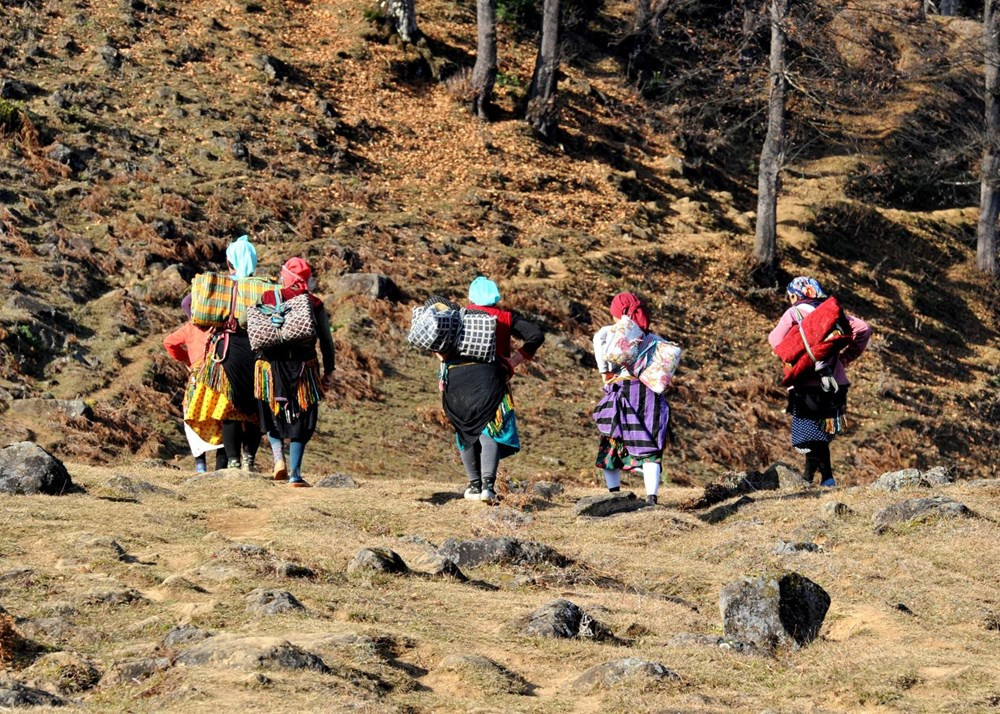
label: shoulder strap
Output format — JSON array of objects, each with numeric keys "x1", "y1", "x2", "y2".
[{"x1": 791, "y1": 306, "x2": 818, "y2": 364}]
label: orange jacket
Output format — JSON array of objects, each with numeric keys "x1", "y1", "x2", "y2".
[{"x1": 163, "y1": 323, "x2": 213, "y2": 368}]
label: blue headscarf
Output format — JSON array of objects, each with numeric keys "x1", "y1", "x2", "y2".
[
  {"x1": 786, "y1": 276, "x2": 826, "y2": 301},
  {"x1": 468, "y1": 276, "x2": 501, "y2": 306},
  {"x1": 226, "y1": 235, "x2": 257, "y2": 278}
]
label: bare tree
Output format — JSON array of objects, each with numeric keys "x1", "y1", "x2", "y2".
[
  {"x1": 978, "y1": 0, "x2": 1000, "y2": 276},
  {"x1": 752, "y1": 0, "x2": 788, "y2": 285},
  {"x1": 378, "y1": 0, "x2": 420, "y2": 43},
  {"x1": 471, "y1": 0, "x2": 498, "y2": 119},
  {"x1": 526, "y1": 0, "x2": 561, "y2": 138}
]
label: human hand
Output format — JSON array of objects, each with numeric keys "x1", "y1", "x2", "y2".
[
  {"x1": 321, "y1": 373, "x2": 334, "y2": 390},
  {"x1": 820, "y1": 374, "x2": 839, "y2": 394},
  {"x1": 509, "y1": 351, "x2": 526, "y2": 369},
  {"x1": 601, "y1": 372, "x2": 616, "y2": 385}
]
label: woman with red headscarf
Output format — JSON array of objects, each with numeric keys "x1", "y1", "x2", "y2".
[
  {"x1": 592, "y1": 292, "x2": 670, "y2": 504},
  {"x1": 254, "y1": 257, "x2": 335, "y2": 487}
]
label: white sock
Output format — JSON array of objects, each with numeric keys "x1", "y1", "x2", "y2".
[
  {"x1": 642, "y1": 462, "x2": 661, "y2": 497},
  {"x1": 602, "y1": 469, "x2": 621, "y2": 490}
]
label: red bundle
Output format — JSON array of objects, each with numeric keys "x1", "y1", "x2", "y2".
[{"x1": 774, "y1": 297, "x2": 852, "y2": 386}]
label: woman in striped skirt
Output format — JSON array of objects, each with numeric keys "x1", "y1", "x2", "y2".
[{"x1": 592, "y1": 292, "x2": 670, "y2": 505}]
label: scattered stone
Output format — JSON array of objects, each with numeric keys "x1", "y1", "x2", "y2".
[
  {"x1": 332, "y1": 273, "x2": 399, "y2": 301},
  {"x1": 275, "y1": 562, "x2": 315, "y2": 579},
  {"x1": 764, "y1": 462, "x2": 808, "y2": 489},
  {"x1": 176, "y1": 635, "x2": 328, "y2": 672},
  {"x1": 437, "y1": 537, "x2": 570, "y2": 569},
  {"x1": 873, "y1": 496, "x2": 974, "y2": 534},
  {"x1": 698, "y1": 495, "x2": 755, "y2": 524},
  {"x1": 160, "y1": 575, "x2": 206, "y2": 593},
  {"x1": 822, "y1": 501, "x2": 852, "y2": 518},
  {"x1": 101, "y1": 657, "x2": 171, "y2": 686},
  {"x1": 771, "y1": 541, "x2": 822, "y2": 555},
  {"x1": 103, "y1": 475, "x2": 176, "y2": 499},
  {"x1": 162, "y1": 625, "x2": 213, "y2": 648},
  {"x1": 574, "y1": 657, "x2": 679, "y2": 689},
  {"x1": 76, "y1": 536, "x2": 130, "y2": 562},
  {"x1": 893, "y1": 603, "x2": 915, "y2": 616},
  {"x1": 436, "y1": 654, "x2": 530, "y2": 695},
  {"x1": 516, "y1": 599, "x2": 615, "y2": 641},
  {"x1": 249, "y1": 54, "x2": 290, "y2": 81},
  {"x1": 25, "y1": 651, "x2": 101, "y2": 693},
  {"x1": 74, "y1": 588, "x2": 146, "y2": 606},
  {"x1": 720, "y1": 572, "x2": 830, "y2": 650},
  {"x1": 985, "y1": 613, "x2": 1000, "y2": 631},
  {"x1": 530, "y1": 481, "x2": 564, "y2": 499},
  {"x1": 314, "y1": 473, "x2": 358, "y2": 489},
  {"x1": 668, "y1": 632, "x2": 755, "y2": 654},
  {"x1": 412, "y1": 553, "x2": 467, "y2": 582},
  {"x1": 0, "y1": 682, "x2": 65, "y2": 708},
  {"x1": 245, "y1": 589, "x2": 304, "y2": 616},
  {"x1": 574, "y1": 491, "x2": 650, "y2": 518},
  {"x1": 8, "y1": 398, "x2": 93, "y2": 421},
  {"x1": 347, "y1": 548, "x2": 408, "y2": 575},
  {"x1": 872, "y1": 467, "x2": 954, "y2": 491},
  {"x1": 0, "y1": 79, "x2": 29, "y2": 100},
  {"x1": 231, "y1": 543, "x2": 270, "y2": 558},
  {"x1": 97, "y1": 44, "x2": 122, "y2": 70},
  {"x1": 687, "y1": 470, "x2": 780, "y2": 510},
  {"x1": 0, "y1": 442, "x2": 74, "y2": 495},
  {"x1": 136, "y1": 459, "x2": 181, "y2": 470},
  {"x1": 46, "y1": 143, "x2": 87, "y2": 172}
]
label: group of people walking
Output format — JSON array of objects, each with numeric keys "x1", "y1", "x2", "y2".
[
  {"x1": 164, "y1": 236, "x2": 334, "y2": 487},
  {"x1": 165, "y1": 238, "x2": 870, "y2": 496}
]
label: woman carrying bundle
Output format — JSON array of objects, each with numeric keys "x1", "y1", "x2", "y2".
[
  {"x1": 593, "y1": 292, "x2": 671, "y2": 505},
  {"x1": 438, "y1": 277, "x2": 544, "y2": 503},
  {"x1": 254, "y1": 258, "x2": 335, "y2": 487},
  {"x1": 768, "y1": 277, "x2": 870, "y2": 487}
]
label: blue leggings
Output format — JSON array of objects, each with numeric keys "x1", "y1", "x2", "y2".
[{"x1": 268, "y1": 435, "x2": 307, "y2": 479}]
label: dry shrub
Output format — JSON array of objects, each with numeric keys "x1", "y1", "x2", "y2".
[
  {"x1": 80, "y1": 185, "x2": 113, "y2": 214},
  {"x1": 444, "y1": 68, "x2": 476, "y2": 104},
  {"x1": 0, "y1": 208, "x2": 34, "y2": 257},
  {"x1": 159, "y1": 192, "x2": 196, "y2": 220},
  {"x1": 59, "y1": 388, "x2": 173, "y2": 462},
  {"x1": 327, "y1": 341, "x2": 384, "y2": 404},
  {"x1": 0, "y1": 615, "x2": 28, "y2": 665}
]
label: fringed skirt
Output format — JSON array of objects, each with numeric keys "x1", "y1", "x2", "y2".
[
  {"x1": 787, "y1": 386, "x2": 849, "y2": 449},
  {"x1": 183, "y1": 367, "x2": 241, "y2": 445},
  {"x1": 255, "y1": 358, "x2": 324, "y2": 440},
  {"x1": 456, "y1": 388, "x2": 520, "y2": 459}
]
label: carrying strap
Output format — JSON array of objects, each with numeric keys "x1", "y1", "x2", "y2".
[
  {"x1": 791, "y1": 306, "x2": 818, "y2": 365},
  {"x1": 213, "y1": 284, "x2": 240, "y2": 362}
]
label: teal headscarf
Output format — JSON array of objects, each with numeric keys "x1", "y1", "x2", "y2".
[
  {"x1": 226, "y1": 235, "x2": 258, "y2": 278},
  {"x1": 468, "y1": 276, "x2": 501, "y2": 306}
]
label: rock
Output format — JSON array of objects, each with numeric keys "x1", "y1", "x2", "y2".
[
  {"x1": 822, "y1": 501, "x2": 852, "y2": 518},
  {"x1": 873, "y1": 496, "x2": 974, "y2": 534},
  {"x1": 771, "y1": 541, "x2": 822, "y2": 555},
  {"x1": 98, "y1": 44, "x2": 121, "y2": 69},
  {"x1": 103, "y1": 475, "x2": 176, "y2": 499},
  {"x1": 275, "y1": 562, "x2": 314, "y2": 579},
  {"x1": 9, "y1": 398, "x2": 93, "y2": 421},
  {"x1": 921, "y1": 466, "x2": 954, "y2": 486},
  {"x1": 0, "y1": 682, "x2": 65, "y2": 708},
  {"x1": 436, "y1": 654, "x2": 530, "y2": 695},
  {"x1": 0, "y1": 79, "x2": 29, "y2": 100},
  {"x1": 698, "y1": 495, "x2": 755, "y2": 524},
  {"x1": 347, "y1": 548, "x2": 409, "y2": 575},
  {"x1": 0, "y1": 442, "x2": 73, "y2": 495},
  {"x1": 249, "y1": 54, "x2": 290, "y2": 80},
  {"x1": 719, "y1": 572, "x2": 830, "y2": 650},
  {"x1": 530, "y1": 481, "x2": 564, "y2": 499},
  {"x1": 437, "y1": 537, "x2": 569, "y2": 568},
  {"x1": 176, "y1": 635, "x2": 328, "y2": 672},
  {"x1": 764, "y1": 462, "x2": 807, "y2": 489},
  {"x1": 314, "y1": 473, "x2": 358, "y2": 489},
  {"x1": 74, "y1": 588, "x2": 146, "y2": 606},
  {"x1": 573, "y1": 657, "x2": 679, "y2": 689},
  {"x1": 245, "y1": 588, "x2": 304, "y2": 616},
  {"x1": 517, "y1": 599, "x2": 615, "y2": 641},
  {"x1": 412, "y1": 553, "x2": 467, "y2": 582},
  {"x1": 872, "y1": 467, "x2": 954, "y2": 492},
  {"x1": 101, "y1": 657, "x2": 171, "y2": 686},
  {"x1": 162, "y1": 625, "x2": 213, "y2": 648},
  {"x1": 332, "y1": 273, "x2": 399, "y2": 301},
  {"x1": 160, "y1": 575, "x2": 206, "y2": 592},
  {"x1": 688, "y1": 470, "x2": 780, "y2": 509},
  {"x1": 25, "y1": 651, "x2": 101, "y2": 693},
  {"x1": 46, "y1": 143, "x2": 86, "y2": 172},
  {"x1": 574, "y1": 491, "x2": 650, "y2": 518},
  {"x1": 667, "y1": 632, "x2": 755, "y2": 654}
]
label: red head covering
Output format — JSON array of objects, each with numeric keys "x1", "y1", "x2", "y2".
[
  {"x1": 281, "y1": 257, "x2": 312, "y2": 290},
  {"x1": 610, "y1": 292, "x2": 649, "y2": 331}
]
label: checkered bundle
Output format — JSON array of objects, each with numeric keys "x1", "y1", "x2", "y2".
[
  {"x1": 247, "y1": 293, "x2": 317, "y2": 351},
  {"x1": 456, "y1": 309, "x2": 497, "y2": 362},
  {"x1": 190, "y1": 274, "x2": 279, "y2": 328},
  {"x1": 408, "y1": 297, "x2": 462, "y2": 352}
]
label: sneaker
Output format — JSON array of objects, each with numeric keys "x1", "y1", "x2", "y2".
[
  {"x1": 646, "y1": 495, "x2": 658, "y2": 505},
  {"x1": 241, "y1": 454, "x2": 255, "y2": 473},
  {"x1": 820, "y1": 477, "x2": 836, "y2": 488},
  {"x1": 464, "y1": 484, "x2": 482, "y2": 501},
  {"x1": 480, "y1": 486, "x2": 498, "y2": 503},
  {"x1": 273, "y1": 460, "x2": 289, "y2": 481},
  {"x1": 608, "y1": 486, "x2": 621, "y2": 493},
  {"x1": 226, "y1": 458, "x2": 240, "y2": 470},
  {"x1": 288, "y1": 478, "x2": 311, "y2": 488}
]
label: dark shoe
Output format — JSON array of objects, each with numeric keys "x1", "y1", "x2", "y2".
[
  {"x1": 464, "y1": 484, "x2": 482, "y2": 501},
  {"x1": 646, "y1": 495, "x2": 658, "y2": 505},
  {"x1": 608, "y1": 486, "x2": 621, "y2": 493}
]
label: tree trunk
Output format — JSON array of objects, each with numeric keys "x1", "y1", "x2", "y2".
[
  {"x1": 471, "y1": 0, "x2": 498, "y2": 119},
  {"x1": 752, "y1": 0, "x2": 788, "y2": 285},
  {"x1": 526, "y1": 0, "x2": 561, "y2": 138},
  {"x1": 379, "y1": 0, "x2": 420, "y2": 43},
  {"x1": 939, "y1": 0, "x2": 957, "y2": 15},
  {"x1": 978, "y1": 0, "x2": 1000, "y2": 276},
  {"x1": 634, "y1": 0, "x2": 651, "y2": 32}
]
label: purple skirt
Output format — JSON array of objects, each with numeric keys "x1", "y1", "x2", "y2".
[{"x1": 593, "y1": 379, "x2": 670, "y2": 460}]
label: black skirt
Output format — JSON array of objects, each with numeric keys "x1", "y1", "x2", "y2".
[
  {"x1": 217, "y1": 331, "x2": 258, "y2": 418},
  {"x1": 441, "y1": 361, "x2": 507, "y2": 450}
]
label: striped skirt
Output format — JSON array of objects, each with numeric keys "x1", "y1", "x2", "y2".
[{"x1": 593, "y1": 378, "x2": 670, "y2": 461}]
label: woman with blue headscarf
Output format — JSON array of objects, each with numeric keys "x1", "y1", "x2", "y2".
[
  {"x1": 213, "y1": 235, "x2": 264, "y2": 470},
  {"x1": 768, "y1": 276, "x2": 871, "y2": 486}
]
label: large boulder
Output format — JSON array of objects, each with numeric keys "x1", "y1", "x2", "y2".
[
  {"x1": 332, "y1": 273, "x2": 399, "y2": 301},
  {"x1": 437, "y1": 537, "x2": 569, "y2": 569},
  {"x1": 873, "y1": 496, "x2": 973, "y2": 534},
  {"x1": 516, "y1": 599, "x2": 615, "y2": 641},
  {"x1": 347, "y1": 548, "x2": 408, "y2": 575},
  {"x1": 0, "y1": 442, "x2": 73, "y2": 495},
  {"x1": 573, "y1": 658, "x2": 679, "y2": 689},
  {"x1": 24, "y1": 651, "x2": 101, "y2": 694},
  {"x1": 245, "y1": 589, "x2": 304, "y2": 616},
  {"x1": 872, "y1": 467, "x2": 954, "y2": 492},
  {"x1": 719, "y1": 572, "x2": 830, "y2": 650},
  {"x1": 574, "y1": 491, "x2": 650, "y2": 518},
  {"x1": 0, "y1": 682, "x2": 65, "y2": 708},
  {"x1": 175, "y1": 635, "x2": 328, "y2": 672}
]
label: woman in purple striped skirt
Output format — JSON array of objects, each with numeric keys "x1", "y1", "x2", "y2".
[{"x1": 592, "y1": 292, "x2": 670, "y2": 505}]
